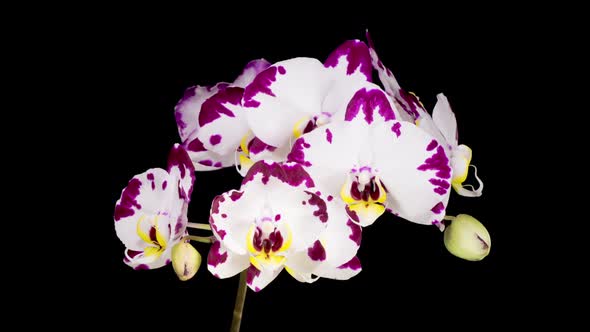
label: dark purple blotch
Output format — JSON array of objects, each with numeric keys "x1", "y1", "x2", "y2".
[
  {"x1": 114, "y1": 178, "x2": 142, "y2": 221},
  {"x1": 307, "y1": 240, "x2": 326, "y2": 261},
  {"x1": 207, "y1": 241, "x2": 228, "y2": 267},
  {"x1": 345, "y1": 88, "x2": 396, "y2": 124}
]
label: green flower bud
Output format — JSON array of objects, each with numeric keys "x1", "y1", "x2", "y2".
[
  {"x1": 444, "y1": 214, "x2": 490, "y2": 261},
  {"x1": 172, "y1": 242, "x2": 202, "y2": 281}
]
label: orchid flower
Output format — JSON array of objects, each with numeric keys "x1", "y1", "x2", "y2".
[
  {"x1": 207, "y1": 160, "x2": 362, "y2": 291},
  {"x1": 243, "y1": 40, "x2": 378, "y2": 151},
  {"x1": 288, "y1": 86, "x2": 451, "y2": 228},
  {"x1": 174, "y1": 59, "x2": 275, "y2": 171},
  {"x1": 113, "y1": 144, "x2": 195, "y2": 270},
  {"x1": 366, "y1": 32, "x2": 483, "y2": 197}
]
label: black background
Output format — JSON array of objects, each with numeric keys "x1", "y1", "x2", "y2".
[{"x1": 71, "y1": 9, "x2": 547, "y2": 331}]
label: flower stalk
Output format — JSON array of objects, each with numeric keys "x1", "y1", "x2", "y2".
[{"x1": 230, "y1": 270, "x2": 248, "y2": 332}]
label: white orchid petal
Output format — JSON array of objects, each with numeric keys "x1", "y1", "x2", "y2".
[
  {"x1": 325, "y1": 81, "x2": 400, "y2": 124},
  {"x1": 246, "y1": 264, "x2": 283, "y2": 292},
  {"x1": 324, "y1": 39, "x2": 372, "y2": 82},
  {"x1": 244, "y1": 58, "x2": 331, "y2": 147},
  {"x1": 209, "y1": 189, "x2": 262, "y2": 255},
  {"x1": 174, "y1": 84, "x2": 225, "y2": 143},
  {"x1": 184, "y1": 135, "x2": 235, "y2": 171},
  {"x1": 320, "y1": 198, "x2": 362, "y2": 267},
  {"x1": 114, "y1": 168, "x2": 184, "y2": 251},
  {"x1": 288, "y1": 121, "x2": 368, "y2": 195},
  {"x1": 197, "y1": 87, "x2": 250, "y2": 157},
  {"x1": 432, "y1": 93, "x2": 458, "y2": 146},
  {"x1": 232, "y1": 59, "x2": 272, "y2": 88},
  {"x1": 314, "y1": 256, "x2": 362, "y2": 280},
  {"x1": 207, "y1": 240, "x2": 250, "y2": 279},
  {"x1": 371, "y1": 121, "x2": 451, "y2": 225}
]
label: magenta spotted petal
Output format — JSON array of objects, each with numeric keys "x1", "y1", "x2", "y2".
[{"x1": 114, "y1": 145, "x2": 194, "y2": 270}]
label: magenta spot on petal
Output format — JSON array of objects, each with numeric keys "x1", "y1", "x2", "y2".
[
  {"x1": 199, "y1": 160, "x2": 213, "y2": 166},
  {"x1": 308, "y1": 240, "x2": 326, "y2": 261},
  {"x1": 338, "y1": 256, "x2": 361, "y2": 270},
  {"x1": 209, "y1": 134, "x2": 222, "y2": 145},
  {"x1": 434, "y1": 187, "x2": 448, "y2": 195},
  {"x1": 345, "y1": 88, "x2": 396, "y2": 124},
  {"x1": 243, "y1": 66, "x2": 286, "y2": 108},
  {"x1": 395, "y1": 89, "x2": 422, "y2": 120},
  {"x1": 417, "y1": 146, "x2": 451, "y2": 180},
  {"x1": 426, "y1": 139, "x2": 439, "y2": 151},
  {"x1": 135, "y1": 264, "x2": 149, "y2": 270},
  {"x1": 151, "y1": 182, "x2": 155, "y2": 190},
  {"x1": 316, "y1": 191, "x2": 321, "y2": 195},
  {"x1": 325, "y1": 128, "x2": 333, "y2": 143},
  {"x1": 187, "y1": 138, "x2": 207, "y2": 152},
  {"x1": 207, "y1": 241, "x2": 228, "y2": 267},
  {"x1": 217, "y1": 229, "x2": 226, "y2": 239},
  {"x1": 248, "y1": 137, "x2": 277, "y2": 155},
  {"x1": 345, "y1": 205, "x2": 359, "y2": 222},
  {"x1": 211, "y1": 194, "x2": 225, "y2": 214},
  {"x1": 147, "y1": 173, "x2": 154, "y2": 181},
  {"x1": 255, "y1": 287, "x2": 261, "y2": 292},
  {"x1": 210, "y1": 215, "x2": 227, "y2": 240},
  {"x1": 324, "y1": 40, "x2": 372, "y2": 81},
  {"x1": 391, "y1": 122, "x2": 401, "y2": 137},
  {"x1": 214, "y1": 162, "x2": 222, "y2": 168},
  {"x1": 114, "y1": 178, "x2": 142, "y2": 221},
  {"x1": 431, "y1": 202, "x2": 445, "y2": 214},
  {"x1": 429, "y1": 178, "x2": 450, "y2": 196},
  {"x1": 305, "y1": 191, "x2": 328, "y2": 223},
  {"x1": 230, "y1": 191, "x2": 243, "y2": 201},
  {"x1": 199, "y1": 87, "x2": 242, "y2": 126},
  {"x1": 221, "y1": 213, "x2": 227, "y2": 218},
  {"x1": 327, "y1": 195, "x2": 333, "y2": 201},
  {"x1": 166, "y1": 145, "x2": 195, "y2": 198},
  {"x1": 287, "y1": 138, "x2": 312, "y2": 167},
  {"x1": 347, "y1": 219, "x2": 362, "y2": 245},
  {"x1": 275, "y1": 214, "x2": 281, "y2": 221},
  {"x1": 242, "y1": 161, "x2": 315, "y2": 188},
  {"x1": 162, "y1": 180, "x2": 167, "y2": 190},
  {"x1": 165, "y1": 259, "x2": 171, "y2": 265},
  {"x1": 302, "y1": 201, "x2": 306, "y2": 205},
  {"x1": 247, "y1": 265, "x2": 261, "y2": 285}
]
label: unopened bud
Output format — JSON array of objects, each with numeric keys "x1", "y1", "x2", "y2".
[
  {"x1": 172, "y1": 242, "x2": 202, "y2": 281},
  {"x1": 444, "y1": 214, "x2": 490, "y2": 261}
]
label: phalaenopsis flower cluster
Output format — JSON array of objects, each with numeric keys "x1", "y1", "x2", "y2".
[{"x1": 113, "y1": 32, "x2": 490, "y2": 329}]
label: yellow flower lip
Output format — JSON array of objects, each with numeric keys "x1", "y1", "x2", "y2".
[
  {"x1": 136, "y1": 215, "x2": 167, "y2": 258},
  {"x1": 246, "y1": 221, "x2": 292, "y2": 272},
  {"x1": 340, "y1": 170, "x2": 387, "y2": 226}
]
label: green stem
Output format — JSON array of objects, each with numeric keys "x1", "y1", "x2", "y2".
[
  {"x1": 230, "y1": 270, "x2": 248, "y2": 332},
  {"x1": 443, "y1": 215, "x2": 456, "y2": 221},
  {"x1": 187, "y1": 235, "x2": 213, "y2": 243},
  {"x1": 186, "y1": 222, "x2": 212, "y2": 231}
]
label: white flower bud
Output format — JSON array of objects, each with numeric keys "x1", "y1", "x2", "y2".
[
  {"x1": 172, "y1": 242, "x2": 202, "y2": 281},
  {"x1": 444, "y1": 214, "x2": 490, "y2": 261}
]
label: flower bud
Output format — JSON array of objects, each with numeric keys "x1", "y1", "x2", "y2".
[
  {"x1": 443, "y1": 214, "x2": 490, "y2": 261},
  {"x1": 172, "y1": 242, "x2": 202, "y2": 281}
]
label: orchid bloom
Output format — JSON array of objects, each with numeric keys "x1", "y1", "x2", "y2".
[
  {"x1": 288, "y1": 86, "x2": 452, "y2": 229},
  {"x1": 243, "y1": 40, "x2": 378, "y2": 151},
  {"x1": 207, "y1": 161, "x2": 362, "y2": 291},
  {"x1": 174, "y1": 59, "x2": 277, "y2": 172},
  {"x1": 366, "y1": 32, "x2": 483, "y2": 197},
  {"x1": 114, "y1": 144, "x2": 195, "y2": 270}
]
